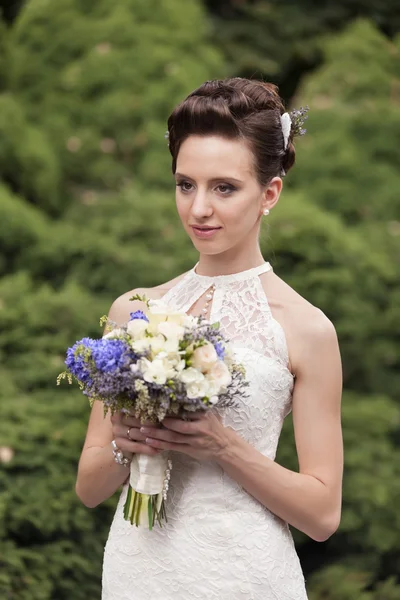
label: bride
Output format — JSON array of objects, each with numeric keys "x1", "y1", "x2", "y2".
[{"x1": 75, "y1": 77, "x2": 343, "y2": 599}]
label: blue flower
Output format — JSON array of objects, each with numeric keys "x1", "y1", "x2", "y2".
[
  {"x1": 65, "y1": 337, "x2": 96, "y2": 383},
  {"x1": 214, "y1": 341, "x2": 225, "y2": 360},
  {"x1": 129, "y1": 310, "x2": 149, "y2": 322},
  {"x1": 91, "y1": 339, "x2": 132, "y2": 373}
]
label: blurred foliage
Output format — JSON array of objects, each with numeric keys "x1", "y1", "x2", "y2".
[
  {"x1": 203, "y1": 0, "x2": 400, "y2": 99},
  {"x1": 0, "y1": 0, "x2": 25, "y2": 25},
  {"x1": 4, "y1": 0, "x2": 221, "y2": 213},
  {"x1": 289, "y1": 19, "x2": 400, "y2": 224},
  {"x1": 0, "y1": 0, "x2": 399, "y2": 598}
]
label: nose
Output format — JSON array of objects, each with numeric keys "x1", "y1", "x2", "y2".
[{"x1": 190, "y1": 188, "x2": 213, "y2": 220}]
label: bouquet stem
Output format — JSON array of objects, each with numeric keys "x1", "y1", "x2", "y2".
[
  {"x1": 123, "y1": 487, "x2": 166, "y2": 529},
  {"x1": 123, "y1": 452, "x2": 172, "y2": 529}
]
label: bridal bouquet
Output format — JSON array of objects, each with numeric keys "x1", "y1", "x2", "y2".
[{"x1": 58, "y1": 295, "x2": 248, "y2": 530}]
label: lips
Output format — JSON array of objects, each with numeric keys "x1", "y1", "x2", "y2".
[
  {"x1": 190, "y1": 225, "x2": 221, "y2": 230},
  {"x1": 190, "y1": 225, "x2": 222, "y2": 239}
]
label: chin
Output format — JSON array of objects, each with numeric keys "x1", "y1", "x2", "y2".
[{"x1": 190, "y1": 238, "x2": 233, "y2": 256}]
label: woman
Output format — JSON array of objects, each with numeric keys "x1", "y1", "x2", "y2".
[{"x1": 76, "y1": 77, "x2": 343, "y2": 600}]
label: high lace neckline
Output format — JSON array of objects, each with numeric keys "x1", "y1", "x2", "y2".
[{"x1": 190, "y1": 261, "x2": 273, "y2": 285}]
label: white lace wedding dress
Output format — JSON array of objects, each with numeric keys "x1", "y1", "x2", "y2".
[{"x1": 102, "y1": 262, "x2": 308, "y2": 599}]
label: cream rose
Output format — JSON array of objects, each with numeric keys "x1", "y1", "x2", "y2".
[
  {"x1": 191, "y1": 342, "x2": 218, "y2": 373},
  {"x1": 207, "y1": 360, "x2": 232, "y2": 391}
]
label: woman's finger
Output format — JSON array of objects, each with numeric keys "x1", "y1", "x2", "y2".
[
  {"x1": 122, "y1": 413, "x2": 160, "y2": 428},
  {"x1": 115, "y1": 424, "x2": 147, "y2": 442},
  {"x1": 120, "y1": 416, "x2": 142, "y2": 428},
  {"x1": 161, "y1": 418, "x2": 198, "y2": 434},
  {"x1": 141, "y1": 426, "x2": 191, "y2": 445},
  {"x1": 116, "y1": 437, "x2": 162, "y2": 456}
]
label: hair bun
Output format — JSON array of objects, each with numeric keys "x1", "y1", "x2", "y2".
[{"x1": 168, "y1": 77, "x2": 304, "y2": 183}]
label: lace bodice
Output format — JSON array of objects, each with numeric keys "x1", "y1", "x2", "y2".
[
  {"x1": 165, "y1": 262, "x2": 291, "y2": 369},
  {"x1": 102, "y1": 262, "x2": 308, "y2": 600}
]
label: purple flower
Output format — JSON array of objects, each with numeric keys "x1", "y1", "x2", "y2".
[
  {"x1": 90, "y1": 369, "x2": 139, "y2": 401},
  {"x1": 214, "y1": 341, "x2": 225, "y2": 360},
  {"x1": 130, "y1": 310, "x2": 149, "y2": 322}
]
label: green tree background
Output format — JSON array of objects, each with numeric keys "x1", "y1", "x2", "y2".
[{"x1": 0, "y1": 1, "x2": 399, "y2": 598}]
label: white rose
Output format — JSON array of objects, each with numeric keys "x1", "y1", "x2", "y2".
[
  {"x1": 157, "y1": 320, "x2": 185, "y2": 340},
  {"x1": 186, "y1": 379, "x2": 211, "y2": 399},
  {"x1": 103, "y1": 327, "x2": 125, "y2": 340},
  {"x1": 191, "y1": 342, "x2": 218, "y2": 373},
  {"x1": 139, "y1": 357, "x2": 175, "y2": 385},
  {"x1": 204, "y1": 377, "x2": 223, "y2": 397},
  {"x1": 207, "y1": 360, "x2": 232, "y2": 391},
  {"x1": 127, "y1": 318, "x2": 149, "y2": 339},
  {"x1": 179, "y1": 367, "x2": 204, "y2": 385}
]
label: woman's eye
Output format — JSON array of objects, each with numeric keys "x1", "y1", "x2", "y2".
[
  {"x1": 176, "y1": 181, "x2": 236, "y2": 194},
  {"x1": 216, "y1": 184, "x2": 236, "y2": 194},
  {"x1": 176, "y1": 181, "x2": 193, "y2": 192}
]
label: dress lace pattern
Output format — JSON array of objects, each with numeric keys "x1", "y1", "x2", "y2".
[{"x1": 102, "y1": 262, "x2": 308, "y2": 600}]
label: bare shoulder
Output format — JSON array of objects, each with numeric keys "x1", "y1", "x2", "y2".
[
  {"x1": 262, "y1": 271, "x2": 339, "y2": 375},
  {"x1": 106, "y1": 272, "x2": 187, "y2": 326},
  {"x1": 282, "y1": 282, "x2": 336, "y2": 338}
]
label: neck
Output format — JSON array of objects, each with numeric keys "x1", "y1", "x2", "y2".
[{"x1": 195, "y1": 242, "x2": 265, "y2": 277}]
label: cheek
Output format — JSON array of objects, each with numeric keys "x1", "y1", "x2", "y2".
[{"x1": 223, "y1": 198, "x2": 259, "y2": 227}]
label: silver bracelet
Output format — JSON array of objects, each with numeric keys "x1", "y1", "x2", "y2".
[{"x1": 111, "y1": 440, "x2": 131, "y2": 467}]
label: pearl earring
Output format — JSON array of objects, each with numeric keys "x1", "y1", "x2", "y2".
[{"x1": 263, "y1": 209, "x2": 270, "y2": 216}]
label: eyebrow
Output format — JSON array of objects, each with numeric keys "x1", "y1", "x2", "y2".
[{"x1": 175, "y1": 172, "x2": 245, "y2": 185}]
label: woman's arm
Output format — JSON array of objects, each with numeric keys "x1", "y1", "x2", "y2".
[
  {"x1": 75, "y1": 401, "x2": 130, "y2": 508},
  {"x1": 75, "y1": 289, "x2": 158, "y2": 508},
  {"x1": 215, "y1": 310, "x2": 343, "y2": 542}
]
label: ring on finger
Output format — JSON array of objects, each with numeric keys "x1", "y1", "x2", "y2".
[{"x1": 127, "y1": 427, "x2": 133, "y2": 440}]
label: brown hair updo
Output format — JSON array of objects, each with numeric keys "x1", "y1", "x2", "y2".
[{"x1": 167, "y1": 77, "x2": 296, "y2": 186}]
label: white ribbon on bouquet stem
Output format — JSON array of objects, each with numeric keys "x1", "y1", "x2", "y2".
[{"x1": 129, "y1": 453, "x2": 169, "y2": 495}]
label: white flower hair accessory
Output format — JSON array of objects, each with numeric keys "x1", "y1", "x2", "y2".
[
  {"x1": 280, "y1": 106, "x2": 309, "y2": 152},
  {"x1": 280, "y1": 112, "x2": 292, "y2": 151}
]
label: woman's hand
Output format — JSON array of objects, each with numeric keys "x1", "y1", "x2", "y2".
[
  {"x1": 140, "y1": 411, "x2": 233, "y2": 462},
  {"x1": 110, "y1": 411, "x2": 162, "y2": 458}
]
